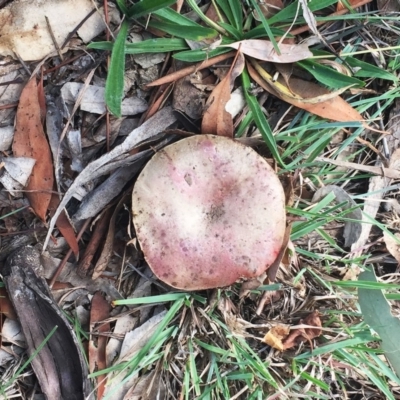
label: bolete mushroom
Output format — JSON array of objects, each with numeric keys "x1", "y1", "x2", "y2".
[{"x1": 132, "y1": 134, "x2": 286, "y2": 291}]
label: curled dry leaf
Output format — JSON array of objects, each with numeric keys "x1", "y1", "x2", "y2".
[
  {"x1": 202, "y1": 52, "x2": 245, "y2": 137},
  {"x1": 12, "y1": 78, "x2": 54, "y2": 222},
  {"x1": 224, "y1": 40, "x2": 313, "y2": 63},
  {"x1": 282, "y1": 311, "x2": 322, "y2": 350},
  {"x1": 263, "y1": 325, "x2": 290, "y2": 351},
  {"x1": 248, "y1": 60, "x2": 363, "y2": 123},
  {"x1": 132, "y1": 135, "x2": 286, "y2": 290}
]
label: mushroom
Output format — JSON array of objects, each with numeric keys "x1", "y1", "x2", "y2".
[{"x1": 132, "y1": 134, "x2": 286, "y2": 291}]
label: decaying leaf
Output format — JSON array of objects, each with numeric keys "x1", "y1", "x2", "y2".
[
  {"x1": 282, "y1": 311, "x2": 322, "y2": 350},
  {"x1": 383, "y1": 231, "x2": 400, "y2": 264},
  {"x1": 313, "y1": 185, "x2": 362, "y2": 247},
  {"x1": 1, "y1": 247, "x2": 93, "y2": 400},
  {"x1": 0, "y1": 157, "x2": 36, "y2": 196},
  {"x1": 48, "y1": 194, "x2": 79, "y2": 258},
  {"x1": 202, "y1": 52, "x2": 245, "y2": 137},
  {"x1": 104, "y1": 311, "x2": 167, "y2": 400},
  {"x1": 224, "y1": 40, "x2": 313, "y2": 63},
  {"x1": 0, "y1": 0, "x2": 105, "y2": 61},
  {"x1": 263, "y1": 324, "x2": 290, "y2": 351},
  {"x1": 12, "y1": 78, "x2": 54, "y2": 221},
  {"x1": 122, "y1": 371, "x2": 166, "y2": 400},
  {"x1": 92, "y1": 196, "x2": 128, "y2": 280},
  {"x1": 61, "y1": 83, "x2": 148, "y2": 116},
  {"x1": 248, "y1": 60, "x2": 363, "y2": 123},
  {"x1": 89, "y1": 292, "x2": 110, "y2": 400}
]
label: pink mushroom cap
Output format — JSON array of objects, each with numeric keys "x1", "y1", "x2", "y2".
[{"x1": 132, "y1": 134, "x2": 286, "y2": 290}]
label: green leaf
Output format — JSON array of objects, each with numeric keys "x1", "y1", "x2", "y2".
[
  {"x1": 105, "y1": 21, "x2": 128, "y2": 117},
  {"x1": 173, "y1": 47, "x2": 232, "y2": 62},
  {"x1": 185, "y1": 0, "x2": 228, "y2": 35},
  {"x1": 359, "y1": 267, "x2": 400, "y2": 379},
  {"x1": 311, "y1": 49, "x2": 398, "y2": 82},
  {"x1": 127, "y1": 0, "x2": 176, "y2": 19},
  {"x1": 148, "y1": 19, "x2": 217, "y2": 40},
  {"x1": 219, "y1": 22, "x2": 242, "y2": 40},
  {"x1": 116, "y1": 0, "x2": 128, "y2": 15},
  {"x1": 89, "y1": 38, "x2": 188, "y2": 54},
  {"x1": 297, "y1": 59, "x2": 364, "y2": 89},
  {"x1": 215, "y1": 0, "x2": 243, "y2": 31},
  {"x1": 345, "y1": 56, "x2": 398, "y2": 82},
  {"x1": 242, "y1": 68, "x2": 285, "y2": 167}
]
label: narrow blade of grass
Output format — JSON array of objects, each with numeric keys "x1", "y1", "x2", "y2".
[
  {"x1": 242, "y1": 68, "x2": 285, "y2": 166},
  {"x1": 127, "y1": 0, "x2": 176, "y2": 19},
  {"x1": 89, "y1": 38, "x2": 188, "y2": 54}
]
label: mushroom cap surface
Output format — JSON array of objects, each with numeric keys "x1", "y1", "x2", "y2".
[{"x1": 132, "y1": 134, "x2": 286, "y2": 290}]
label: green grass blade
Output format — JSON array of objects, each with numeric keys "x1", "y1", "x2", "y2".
[
  {"x1": 89, "y1": 38, "x2": 188, "y2": 53},
  {"x1": 346, "y1": 56, "x2": 398, "y2": 81},
  {"x1": 185, "y1": 0, "x2": 226, "y2": 34},
  {"x1": 297, "y1": 59, "x2": 364, "y2": 88},
  {"x1": 242, "y1": 68, "x2": 285, "y2": 166},
  {"x1": 215, "y1": 0, "x2": 243, "y2": 31},
  {"x1": 127, "y1": 0, "x2": 176, "y2": 19},
  {"x1": 113, "y1": 292, "x2": 189, "y2": 305},
  {"x1": 148, "y1": 19, "x2": 217, "y2": 40},
  {"x1": 105, "y1": 21, "x2": 128, "y2": 117},
  {"x1": 116, "y1": 0, "x2": 128, "y2": 15},
  {"x1": 173, "y1": 47, "x2": 231, "y2": 62}
]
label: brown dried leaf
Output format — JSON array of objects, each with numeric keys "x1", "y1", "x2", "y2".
[
  {"x1": 383, "y1": 231, "x2": 400, "y2": 264},
  {"x1": 2, "y1": 248, "x2": 93, "y2": 399},
  {"x1": 89, "y1": 292, "x2": 110, "y2": 399},
  {"x1": 0, "y1": 287, "x2": 17, "y2": 320},
  {"x1": 48, "y1": 193, "x2": 79, "y2": 257},
  {"x1": 282, "y1": 311, "x2": 322, "y2": 350},
  {"x1": 202, "y1": 52, "x2": 245, "y2": 137},
  {"x1": 248, "y1": 61, "x2": 363, "y2": 123},
  {"x1": 263, "y1": 325, "x2": 290, "y2": 351},
  {"x1": 122, "y1": 371, "x2": 166, "y2": 400},
  {"x1": 92, "y1": 197, "x2": 128, "y2": 280},
  {"x1": 13, "y1": 78, "x2": 53, "y2": 221},
  {"x1": 225, "y1": 40, "x2": 312, "y2": 63},
  {"x1": 267, "y1": 223, "x2": 292, "y2": 282},
  {"x1": 78, "y1": 207, "x2": 113, "y2": 278}
]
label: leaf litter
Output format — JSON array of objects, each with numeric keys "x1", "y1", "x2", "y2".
[{"x1": 1, "y1": 0, "x2": 400, "y2": 398}]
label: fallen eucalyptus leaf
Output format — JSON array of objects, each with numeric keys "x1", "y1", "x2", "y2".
[
  {"x1": 224, "y1": 40, "x2": 312, "y2": 63},
  {"x1": 1, "y1": 247, "x2": 93, "y2": 400}
]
